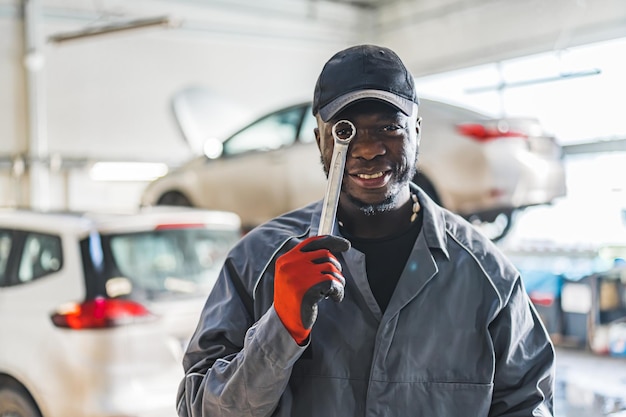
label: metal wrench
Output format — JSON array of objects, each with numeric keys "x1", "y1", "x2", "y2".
[{"x1": 317, "y1": 120, "x2": 356, "y2": 235}]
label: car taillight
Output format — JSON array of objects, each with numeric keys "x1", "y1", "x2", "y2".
[
  {"x1": 155, "y1": 223, "x2": 204, "y2": 230},
  {"x1": 456, "y1": 122, "x2": 527, "y2": 143},
  {"x1": 50, "y1": 297, "x2": 154, "y2": 329},
  {"x1": 529, "y1": 292, "x2": 555, "y2": 307}
]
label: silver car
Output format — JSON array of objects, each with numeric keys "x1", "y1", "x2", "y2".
[
  {"x1": 141, "y1": 99, "x2": 566, "y2": 240},
  {"x1": 0, "y1": 207, "x2": 241, "y2": 417}
]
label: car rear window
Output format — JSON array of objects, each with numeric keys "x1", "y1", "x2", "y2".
[
  {"x1": 223, "y1": 105, "x2": 305, "y2": 155},
  {"x1": 17, "y1": 232, "x2": 63, "y2": 283},
  {"x1": 89, "y1": 227, "x2": 240, "y2": 300}
]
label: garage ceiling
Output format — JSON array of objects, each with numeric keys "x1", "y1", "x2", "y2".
[
  {"x1": 33, "y1": 0, "x2": 626, "y2": 77},
  {"x1": 309, "y1": 0, "x2": 626, "y2": 76},
  {"x1": 376, "y1": 0, "x2": 626, "y2": 76}
]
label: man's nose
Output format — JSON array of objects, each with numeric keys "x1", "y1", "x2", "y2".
[{"x1": 349, "y1": 130, "x2": 386, "y2": 160}]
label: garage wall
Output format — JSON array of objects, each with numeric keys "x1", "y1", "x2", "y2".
[{"x1": 0, "y1": 0, "x2": 367, "y2": 209}]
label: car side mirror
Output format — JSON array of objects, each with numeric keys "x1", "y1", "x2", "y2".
[{"x1": 203, "y1": 138, "x2": 224, "y2": 159}]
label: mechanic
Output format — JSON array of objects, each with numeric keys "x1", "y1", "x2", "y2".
[{"x1": 176, "y1": 44, "x2": 555, "y2": 416}]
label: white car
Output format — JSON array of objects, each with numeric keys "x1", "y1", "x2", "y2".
[
  {"x1": 0, "y1": 207, "x2": 242, "y2": 417},
  {"x1": 141, "y1": 98, "x2": 567, "y2": 240}
]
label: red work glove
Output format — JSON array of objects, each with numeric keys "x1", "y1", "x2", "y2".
[{"x1": 274, "y1": 235, "x2": 351, "y2": 345}]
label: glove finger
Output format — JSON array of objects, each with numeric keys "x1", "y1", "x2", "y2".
[
  {"x1": 311, "y1": 254, "x2": 342, "y2": 271},
  {"x1": 325, "y1": 269, "x2": 345, "y2": 288},
  {"x1": 310, "y1": 256, "x2": 345, "y2": 287},
  {"x1": 300, "y1": 235, "x2": 351, "y2": 254},
  {"x1": 299, "y1": 278, "x2": 345, "y2": 329},
  {"x1": 304, "y1": 279, "x2": 345, "y2": 307},
  {"x1": 326, "y1": 278, "x2": 345, "y2": 303}
]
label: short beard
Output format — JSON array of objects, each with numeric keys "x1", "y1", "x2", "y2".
[
  {"x1": 321, "y1": 155, "x2": 330, "y2": 177},
  {"x1": 342, "y1": 165, "x2": 418, "y2": 216},
  {"x1": 319, "y1": 151, "x2": 419, "y2": 216},
  {"x1": 347, "y1": 193, "x2": 397, "y2": 216}
]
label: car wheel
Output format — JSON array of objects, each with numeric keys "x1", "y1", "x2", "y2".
[
  {"x1": 466, "y1": 209, "x2": 515, "y2": 242},
  {"x1": 157, "y1": 191, "x2": 192, "y2": 207},
  {"x1": 0, "y1": 381, "x2": 42, "y2": 417},
  {"x1": 413, "y1": 172, "x2": 515, "y2": 242}
]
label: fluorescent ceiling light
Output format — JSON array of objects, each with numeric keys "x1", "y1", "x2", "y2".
[
  {"x1": 89, "y1": 162, "x2": 168, "y2": 182},
  {"x1": 48, "y1": 16, "x2": 177, "y2": 44}
]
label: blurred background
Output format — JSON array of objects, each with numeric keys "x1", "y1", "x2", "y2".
[{"x1": 1, "y1": 1, "x2": 626, "y2": 416}]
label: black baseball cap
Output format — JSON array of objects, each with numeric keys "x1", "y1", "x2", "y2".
[{"x1": 312, "y1": 44, "x2": 419, "y2": 122}]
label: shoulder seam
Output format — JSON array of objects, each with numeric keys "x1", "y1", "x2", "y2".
[{"x1": 445, "y1": 228, "x2": 504, "y2": 310}]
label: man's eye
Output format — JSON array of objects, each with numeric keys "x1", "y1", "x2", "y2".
[
  {"x1": 382, "y1": 125, "x2": 401, "y2": 132},
  {"x1": 336, "y1": 128, "x2": 352, "y2": 136}
]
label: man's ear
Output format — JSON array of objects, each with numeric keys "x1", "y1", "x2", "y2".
[
  {"x1": 415, "y1": 117, "x2": 422, "y2": 146},
  {"x1": 314, "y1": 127, "x2": 321, "y2": 150}
]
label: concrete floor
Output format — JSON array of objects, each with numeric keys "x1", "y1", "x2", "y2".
[{"x1": 555, "y1": 347, "x2": 626, "y2": 416}]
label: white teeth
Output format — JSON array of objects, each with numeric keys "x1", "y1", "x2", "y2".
[{"x1": 357, "y1": 172, "x2": 384, "y2": 179}]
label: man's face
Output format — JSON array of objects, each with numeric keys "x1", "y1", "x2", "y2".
[{"x1": 315, "y1": 100, "x2": 421, "y2": 215}]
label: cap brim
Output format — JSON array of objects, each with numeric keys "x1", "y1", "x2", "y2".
[{"x1": 318, "y1": 89, "x2": 417, "y2": 122}]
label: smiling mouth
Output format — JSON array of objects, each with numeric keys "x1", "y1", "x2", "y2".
[
  {"x1": 348, "y1": 170, "x2": 392, "y2": 190},
  {"x1": 355, "y1": 172, "x2": 385, "y2": 179}
]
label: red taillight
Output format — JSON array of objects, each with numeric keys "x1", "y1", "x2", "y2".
[
  {"x1": 50, "y1": 297, "x2": 153, "y2": 329},
  {"x1": 155, "y1": 223, "x2": 204, "y2": 230},
  {"x1": 529, "y1": 292, "x2": 555, "y2": 307},
  {"x1": 456, "y1": 123, "x2": 527, "y2": 142}
]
